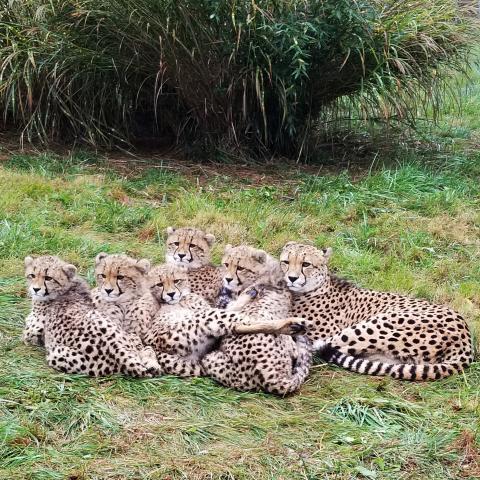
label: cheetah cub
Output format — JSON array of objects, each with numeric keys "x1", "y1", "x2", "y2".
[
  {"x1": 92, "y1": 253, "x2": 155, "y2": 342},
  {"x1": 281, "y1": 242, "x2": 474, "y2": 381},
  {"x1": 165, "y1": 227, "x2": 223, "y2": 304},
  {"x1": 200, "y1": 245, "x2": 313, "y2": 395},
  {"x1": 24, "y1": 255, "x2": 160, "y2": 377},
  {"x1": 140, "y1": 263, "x2": 300, "y2": 380}
]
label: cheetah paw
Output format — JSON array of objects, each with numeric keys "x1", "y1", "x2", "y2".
[
  {"x1": 140, "y1": 347, "x2": 161, "y2": 376},
  {"x1": 276, "y1": 317, "x2": 307, "y2": 336}
]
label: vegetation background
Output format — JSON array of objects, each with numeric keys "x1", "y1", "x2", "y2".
[{"x1": 1, "y1": 1, "x2": 479, "y2": 479}]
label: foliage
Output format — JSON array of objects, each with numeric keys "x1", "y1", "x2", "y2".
[{"x1": 0, "y1": 0, "x2": 477, "y2": 158}]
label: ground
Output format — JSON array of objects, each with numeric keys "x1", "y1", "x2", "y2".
[{"x1": 1, "y1": 72, "x2": 480, "y2": 479}]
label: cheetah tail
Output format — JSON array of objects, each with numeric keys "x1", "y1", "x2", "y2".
[
  {"x1": 271, "y1": 335, "x2": 313, "y2": 395},
  {"x1": 317, "y1": 344, "x2": 470, "y2": 381}
]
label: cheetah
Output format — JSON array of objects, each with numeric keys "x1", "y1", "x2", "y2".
[
  {"x1": 200, "y1": 245, "x2": 312, "y2": 395},
  {"x1": 24, "y1": 255, "x2": 160, "y2": 377},
  {"x1": 280, "y1": 242, "x2": 474, "y2": 380},
  {"x1": 165, "y1": 227, "x2": 223, "y2": 304},
  {"x1": 92, "y1": 253, "x2": 156, "y2": 343},
  {"x1": 135, "y1": 263, "x2": 302, "y2": 386},
  {"x1": 22, "y1": 252, "x2": 149, "y2": 348}
]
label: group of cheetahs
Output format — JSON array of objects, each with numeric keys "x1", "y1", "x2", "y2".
[{"x1": 23, "y1": 227, "x2": 474, "y2": 395}]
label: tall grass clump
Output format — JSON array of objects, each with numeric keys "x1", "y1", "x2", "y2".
[{"x1": 0, "y1": 0, "x2": 477, "y2": 158}]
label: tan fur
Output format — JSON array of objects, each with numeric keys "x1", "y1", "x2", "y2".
[
  {"x1": 221, "y1": 244, "x2": 283, "y2": 295},
  {"x1": 165, "y1": 227, "x2": 222, "y2": 304},
  {"x1": 200, "y1": 245, "x2": 312, "y2": 395},
  {"x1": 127, "y1": 263, "x2": 303, "y2": 387},
  {"x1": 281, "y1": 242, "x2": 474, "y2": 381},
  {"x1": 23, "y1": 255, "x2": 160, "y2": 377}
]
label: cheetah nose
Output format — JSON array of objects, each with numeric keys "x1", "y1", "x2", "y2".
[
  {"x1": 225, "y1": 277, "x2": 233, "y2": 284},
  {"x1": 178, "y1": 253, "x2": 186, "y2": 259},
  {"x1": 167, "y1": 292, "x2": 176, "y2": 299},
  {"x1": 288, "y1": 276, "x2": 299, "y2": 283},
  {"x1": 104, "y1": 288, "x2": 113, "y2": 294},
  {"x1": 32, "y1": 287, "x2": 41, "y2": 293}
]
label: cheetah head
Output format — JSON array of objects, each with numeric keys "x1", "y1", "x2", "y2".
[
  {"x1": 25, "y1": 255, "x2": 77, "y2": 301},
  {"x1": 165, "y1": 227, "x2": 215, "y2": 269},
  {"x1": 280, "y1": 242, "x2": 332, "y2": 293},
  {"x1": 221, "y1": 244, "x2": 282, "y2": 295},
  {"x1": 147, "y1": 264, "x2": 190, "y2": 305},
  {"x1": 95, "y1": 253, "x2": 150, "y2": 303}
]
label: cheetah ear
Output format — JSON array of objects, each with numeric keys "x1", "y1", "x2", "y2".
[
  {"x1": 166, "y1": 226, "x2": 176, "y2": 236},
  {"x1": 136, "y1": 259, "x2": 151, "y2": 274},
  {"x1": 224, "y1": 244, "x2": 233, "y2": 254},
  {"x1": 63, "y1": 264, "x2": 77, "y2": 279},
  {"x1": 254, "y1": 249, "x2": 267, "y2": 264},
  {"x1": 95, "y1": 252, "x2": 108, "y2": 266},
  {"x1": 24, "y1": 256, "x2": 34, "y2": 268},
  {"x1": 205, "y1": 233, "x2": 215, "y2": 246},
  {"x1": 283, "y1": 241, "x2": 297, "y2": 252},
  {"x1": 321, "y1": 247, "x2": 333, "y2": 262}
]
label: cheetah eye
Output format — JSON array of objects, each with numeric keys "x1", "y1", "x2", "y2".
[
  {"x1": 27, "y1": 274, "x2": 35, "y2": 279},
  {"x1": 156, "y1": 282, "x2": 164, "y2": 288},
  {"x1": 189, "y1": 243, "x2": 197, "y2": 248},
  {"x1": 237, "y1": 266, "x2": 245, "y2": 272},
  {"x1": 117, "y1": 275, "x2": 125, "y2": 280},
  {"x1": 44, "y1": 276, "x2": 53, "y2": 281},
  {"x1": 174, "y1": 279, "x2": 182, "y2": 284},
  {"x1": 302, "y1": 262, "x2": 311, "y2": 268},
  {"x1": 223, "y1": 263, "x2": 229, "y2": 268},
  {"x1": 281, "y1": 260, "x2": 289, "y2": 265},
  {"x1": 98, "y1": 273, "x2": 106, "y2": 279},
  {"x1": 173, "y1": 242, "x2": 180, "y2": 246}
]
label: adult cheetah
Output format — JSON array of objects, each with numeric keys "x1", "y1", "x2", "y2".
[{"x1": 280, "y1": 242, "x2": 473, "y2": 380}]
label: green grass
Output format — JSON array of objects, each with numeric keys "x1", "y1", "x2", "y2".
[
  {"x1": 2, "y1": 78, "x2": 480, "y2": 479},
  {"x1": 0, "y1": 0, "x2": 477, "y2": 158}
]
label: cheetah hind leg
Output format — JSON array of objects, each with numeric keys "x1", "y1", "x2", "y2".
[
  {"x1": 157, "y1": 352, "x2": 202, "y2": 377},
  {"x1": 201, "y1": 351, "x2": 239, "y2": 389},
  {"x1": 47, "y1": 345, "x2": 89, "y2": 374}
]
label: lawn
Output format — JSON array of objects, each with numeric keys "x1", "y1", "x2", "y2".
[{"x1": 1, "y1": 83, "x2": 480, "y2": 479}]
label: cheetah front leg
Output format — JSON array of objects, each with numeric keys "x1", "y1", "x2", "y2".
[
  {"x1": 225, "y1": 284, "x2": 267, "y2": 312},
  {"x1": 205, "y1": 311, "x2": 305, "y2": 337},
  {"x1": 234, "y1": 317, "x2": 307, "y2": 336},
  {"x1": 117, "y1": 345, "x2": 162, "y2": 378},
  {"x1": 124, "y1": 300, "x2": 158, "y2": 344},
  {"x1": 22, "y1": 313, "x2": 45, "y2": 347}
]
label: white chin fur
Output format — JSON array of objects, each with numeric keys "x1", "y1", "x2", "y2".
[
  {"x1": 101, "y1": 293, "x2": 122, "y2": 302},
  {"x1": 31, "y1": 293, "x2": 51, "y2": 301},
  {"x1": 176, "y1": 258, "x2": 200, "y2": 269},
  {"x1": 165, "y1": 298, "x2": 180, "y2": 305}
]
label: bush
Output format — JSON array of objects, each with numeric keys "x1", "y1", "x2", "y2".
[{"x1": 0, "y1": 0, "x2": 477, "y2": 159}]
